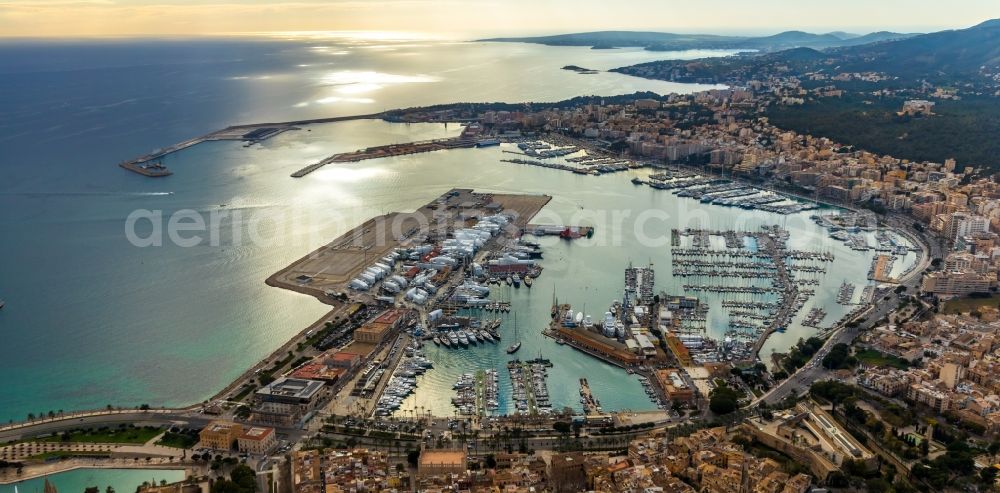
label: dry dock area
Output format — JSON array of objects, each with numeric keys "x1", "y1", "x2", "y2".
[{"x1": 266, "y1": 189, "x2": 551, "y2": 302}]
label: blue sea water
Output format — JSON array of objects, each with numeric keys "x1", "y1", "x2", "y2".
[{"x1": 0, "y1": 36, "x2": 738, "y2": 422}]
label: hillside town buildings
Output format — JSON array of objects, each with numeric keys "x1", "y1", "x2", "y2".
[
  {"x1": 857, "y1": 312, "x2": 1000, "y2": 434},
  {"x1": 288, "y1": 427, "x2": 817, "y2": 493}
]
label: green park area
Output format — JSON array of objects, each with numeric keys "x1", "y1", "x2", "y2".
[
  {"x1": 35, "y1": 426, "x2": 163, "y2": 444},
  {"x1": 855, "y1": 349, "x2": 911, "y2": 370}
]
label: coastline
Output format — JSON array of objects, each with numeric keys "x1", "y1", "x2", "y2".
[{"x1": 0, "y1": 102, "x2": 932, "y2": 429}]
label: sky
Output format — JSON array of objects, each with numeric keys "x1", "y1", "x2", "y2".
[{"x1": 0, "y1": 0, "x2": 996, "y2": 38}]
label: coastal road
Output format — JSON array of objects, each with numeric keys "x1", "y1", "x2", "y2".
[{"x1": 1, "y1": 408, "x2": 310, "y2": 450}]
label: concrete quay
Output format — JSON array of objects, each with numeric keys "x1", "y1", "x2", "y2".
[{"x1": 291, "y1": 136, "x2": 476, "y2": 177}]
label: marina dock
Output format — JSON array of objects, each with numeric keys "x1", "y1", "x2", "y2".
[
  {"x1": 452, "y1": 369, "x2": 499, "y2": 417},
  {"x1": 508, "y1": 359, "x2": 553, "y2": 416},
  {"x1": 667, "y1": 226, "x2": 834, "y2": 363},
  {"x1": 645, "y1": 170, "x2": 818, "y2": 215}
]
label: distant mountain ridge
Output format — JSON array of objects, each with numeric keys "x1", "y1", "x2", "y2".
[
  {"x1": 479, "y1": 29, "x2": 917, "y2": 52},
  {"x1": 607, "y1": 19, "x2": 1000, "y2": 86},
  {"x1": 827, "y1": 19, "x2": 1000, "y2": 78}
]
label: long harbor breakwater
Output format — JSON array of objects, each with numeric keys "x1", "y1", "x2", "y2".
[{"x1": 117, "y1": 113, "x2": 384, "y2": 177}]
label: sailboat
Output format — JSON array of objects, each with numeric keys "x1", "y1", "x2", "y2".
[{"x1": 506, "y1": 312, "x2": 522, "y2": 354}]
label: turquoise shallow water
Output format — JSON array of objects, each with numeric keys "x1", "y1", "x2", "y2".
[{"x1": 0, "y1": 469, "x2": 184, "y2": 493}]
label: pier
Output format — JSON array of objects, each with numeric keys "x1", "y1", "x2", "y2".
[
  {"x1": 869, "y1": 254, "x2": 897, "y2": 282},
  {"x1": 626, "y1": 263, "x2": 655, "y2": 302},
  {"x1": 508, "y1": 360, "x2": 552, "y2": 416},
  {"x1": 579, "y1": 378, "x2": 602, "y2": 415},
  {"x1": 501, "y1": 137, "x2": 639, "y2": 175},
  {"x1": 291, "y1": 136, "x2": 477, "y2": 177},
  {"x1": 647, "y1": 175, "x2": 818, "y2": 215},
  {"x1": 452, "y1": 369, "x2": 499, "y2": 417},
  {"x1": 544, "y1": 304, "x2": 642, "y2": 368}
]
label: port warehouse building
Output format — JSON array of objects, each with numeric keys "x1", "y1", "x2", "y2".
[
  {"x1": 654, "y1": 369, "x2": 695, "y2": 403},
  {"x1": 252, "y1": 377, "x2": 327, "y2": 427},
  {"x1": 288, "y1": 349, "x2": 364, "y2": 383},
  {"x1": 256, "y1": 377, "x2": 325, "y2": 404},
  {"x1": 198, "y1": 420, "x2": 277, "y2": 454},
  {"x1": 554, "y1": 325, "x2": 643, "y2": 367},
  {"x1": 354, "y1": 308, "x2": 407, "y2": 344}
]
